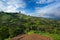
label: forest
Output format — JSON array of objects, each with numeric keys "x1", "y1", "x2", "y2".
[{"x1": 0, "y1": 11, "x2": 60, "y2": 40}]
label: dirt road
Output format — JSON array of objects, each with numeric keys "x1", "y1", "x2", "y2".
[{"x1": 11, "y1": 34, "x2": 52, "y2": 40}]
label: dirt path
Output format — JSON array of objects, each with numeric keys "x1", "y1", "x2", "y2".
[{"x1": 11, "y1": 34, "x2": 52, "y2": 40}]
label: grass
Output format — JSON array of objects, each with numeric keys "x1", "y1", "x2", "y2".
[
  {"x1": 38, "y1": 32, "x2": 60, "y2": 40},
  {"x1": 5, "y1": 30, "x2": 60, "y2": 40},
  {"x1": 4, "y1": 38, "x2": 11, "y2": 40},
  {"x1": 27, "y1": 30, "x2": 60, "y2": 40},
  {"x1": 27, "y1": 30, "x2": 35, "y2": 34}
]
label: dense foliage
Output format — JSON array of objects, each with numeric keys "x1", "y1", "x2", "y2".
[{"x1": 0, "y1": 12, "x2": 60, "y2": 40}]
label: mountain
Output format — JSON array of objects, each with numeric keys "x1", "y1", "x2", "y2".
[{"x1": 0, "y1": 11, "x2": 60, "y2": 40}]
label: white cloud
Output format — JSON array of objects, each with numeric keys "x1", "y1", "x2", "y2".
[
  {"x1": 7, "y1": 0, "x2": 26, "y2": 8},
  {"x1": 36, "y1": 0, "x2": 55, "y2": 4},
  {"x1": 0, "y1": 1, "x2": 6, "y2": 11},
  {"x1": 21, "y1": 10, "x2": 31, "y2": 15},
  {"x1": 5, "y1": 5, "x2": 18, "y2": 12},
  {"x1": 0, "y1": 0, "x2": 26, "y2": 12},
  {"x1": 34, "y1": 2, "x2": 60, "y2": 18}
]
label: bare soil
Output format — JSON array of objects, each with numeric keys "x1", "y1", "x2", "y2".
[{"x1": 11, "y1": 34, "x2": 52, "y2": 40}]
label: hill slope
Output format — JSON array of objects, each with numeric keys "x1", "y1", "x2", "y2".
[{"x1": 0, "y1": 12, "x2": 60, "y2": 40}]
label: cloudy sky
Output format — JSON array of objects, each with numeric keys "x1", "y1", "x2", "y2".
[{"x1": 0, "y1": 0, "x2": 60, "y2": 18}]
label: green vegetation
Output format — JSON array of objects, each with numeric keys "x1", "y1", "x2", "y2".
[
  {"x1": 27, "y1": 31, "x2": 60, "y2": 40},
  {"x1": 0, "y1": 11, "x2": 60, "y2": 40}
]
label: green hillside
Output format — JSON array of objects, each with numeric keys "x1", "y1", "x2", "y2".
[{"x1": 0, "y1": 12, "x2": 60, "y2": 40}]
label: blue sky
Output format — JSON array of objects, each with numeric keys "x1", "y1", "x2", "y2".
[{"x1": 0, "y1": 0, "x2": 60, "y2": 18}]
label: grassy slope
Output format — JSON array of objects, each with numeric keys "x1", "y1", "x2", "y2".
[
  {"x1": 27, "y1": 30, "x2": 60, "y2": 40},
  {"x1": 0, "y1": 12, "x2": 60, "y2": 40}
]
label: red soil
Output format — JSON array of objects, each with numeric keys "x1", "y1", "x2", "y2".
[{"x1": 11, "y1": 34, "x2": 52, "y2": 40}]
